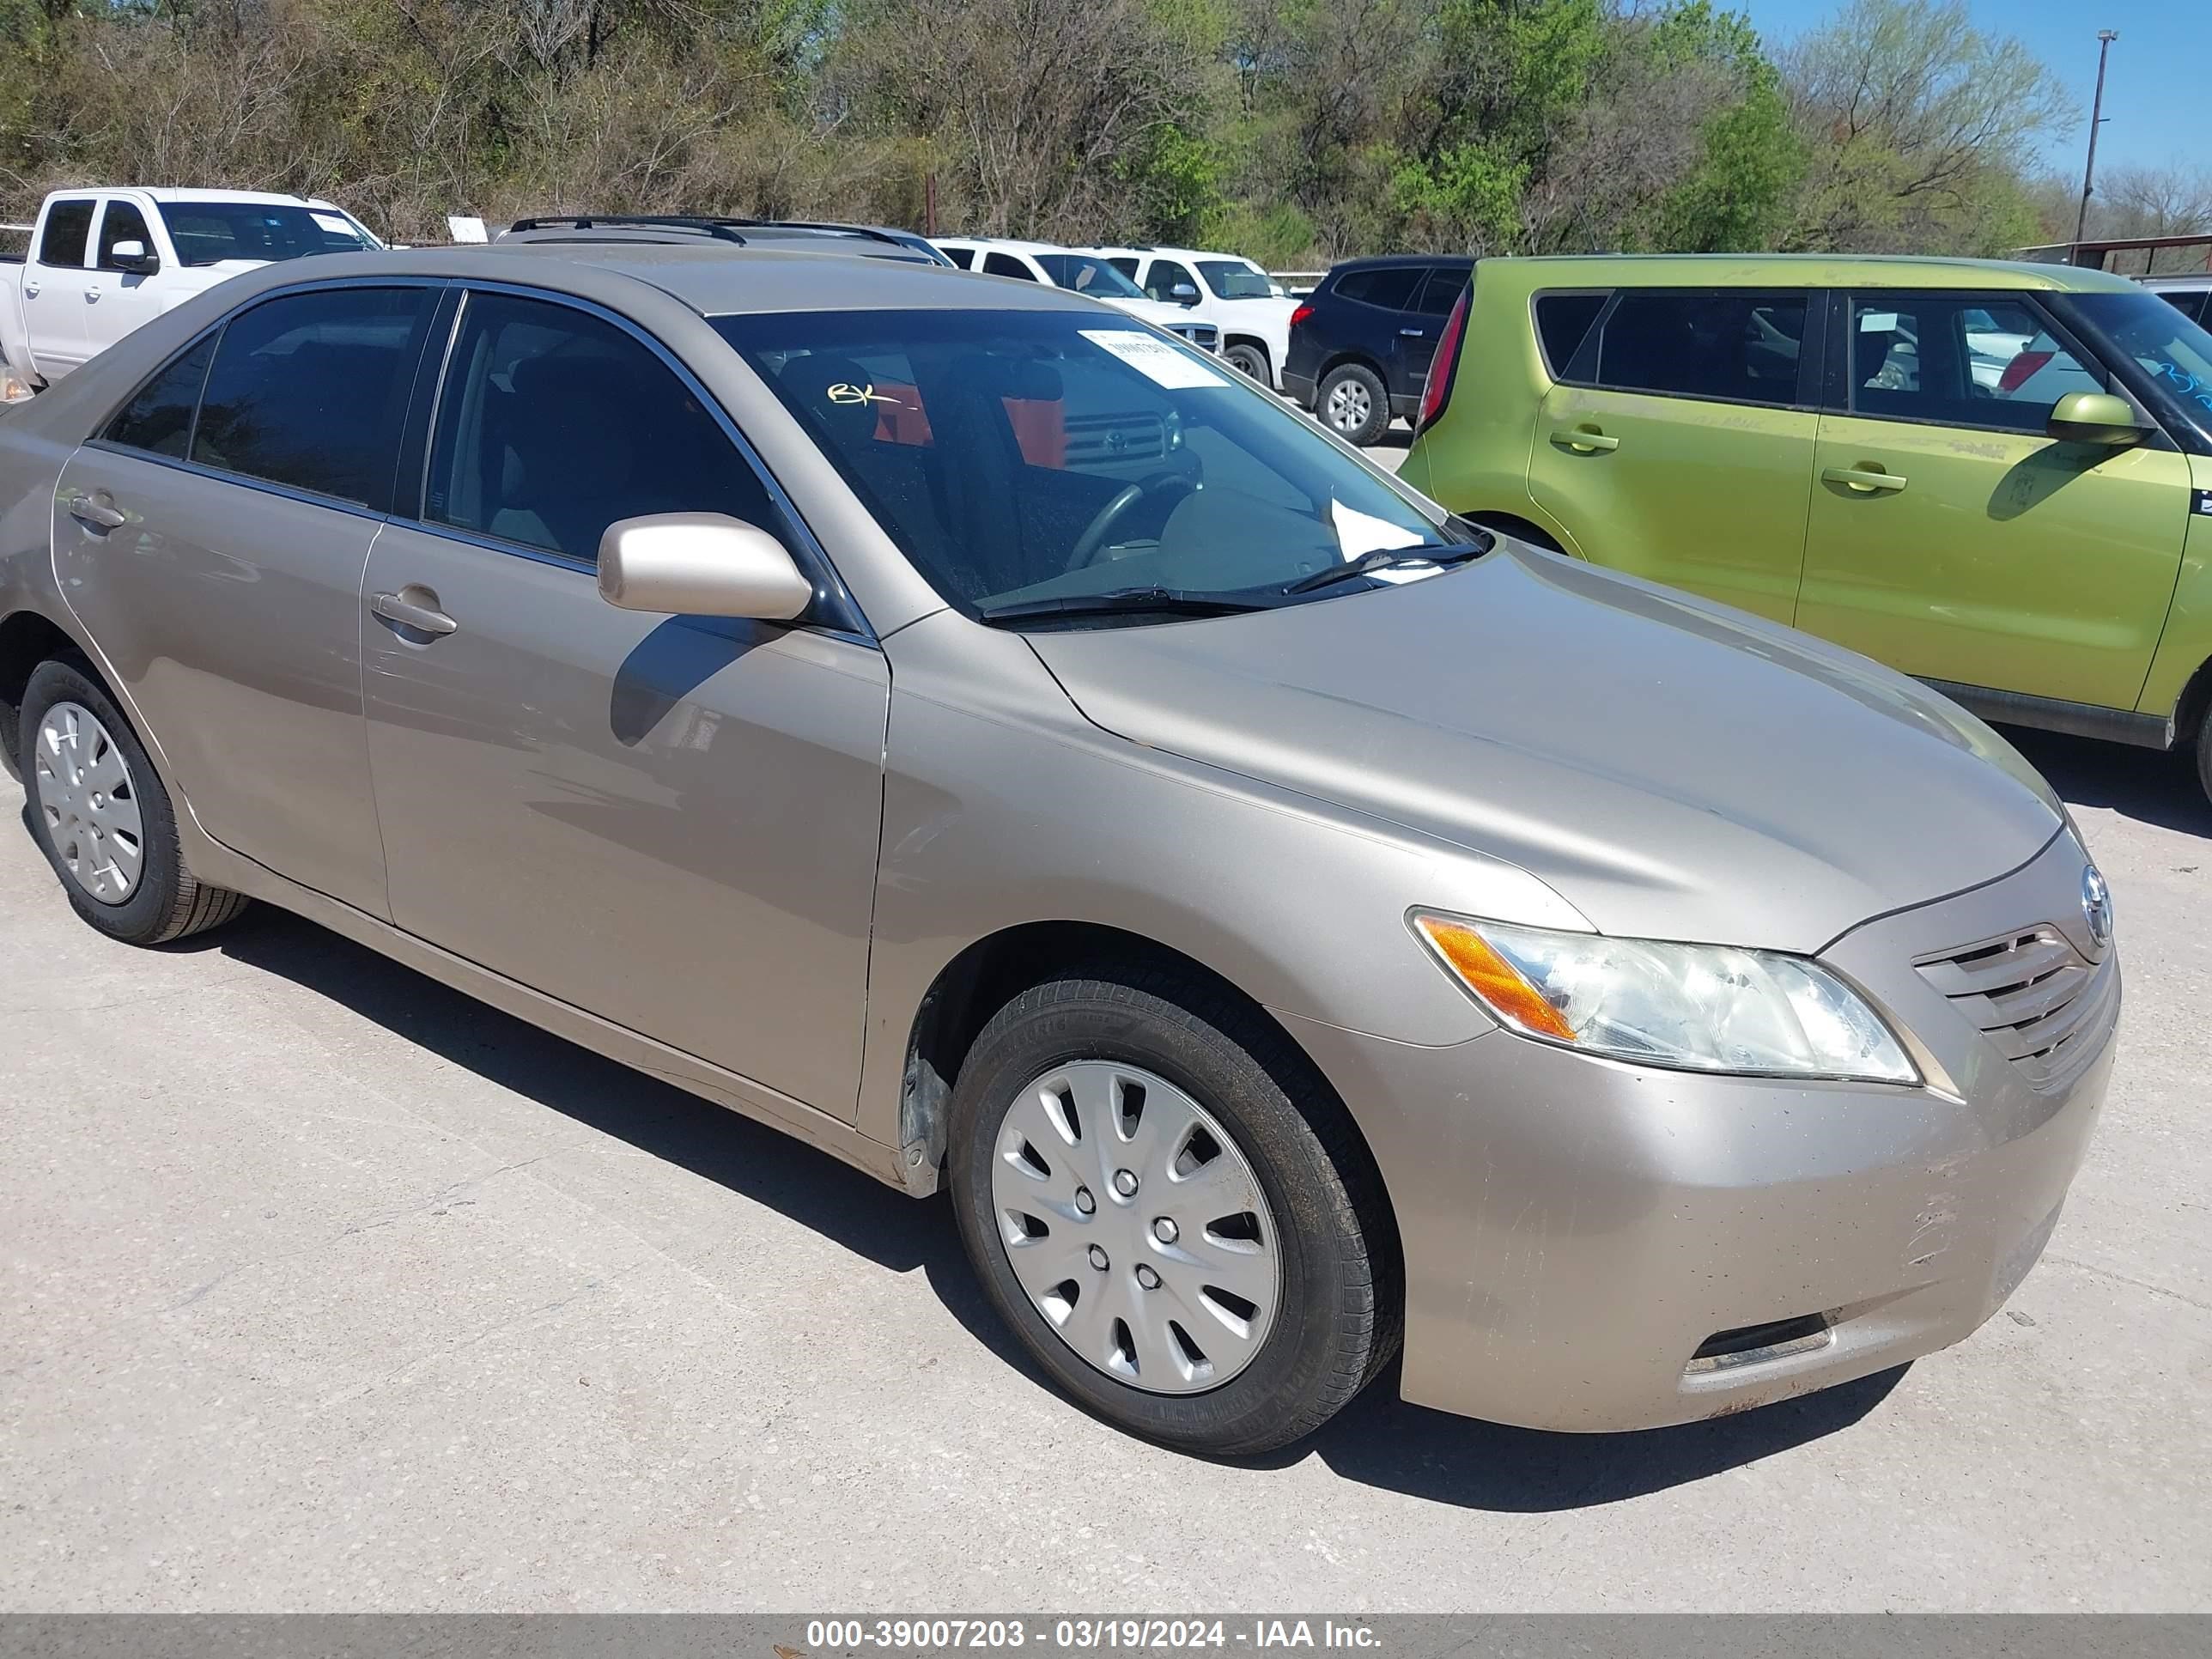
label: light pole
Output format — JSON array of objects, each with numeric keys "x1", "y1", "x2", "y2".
[{"x1": 2074, "y1": 29, "x2": 2119, "y2": 249}]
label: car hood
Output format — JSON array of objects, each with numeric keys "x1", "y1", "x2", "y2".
[
  {"x1": 1099, "y1": 295, "x2": 1209, "y2": 329},
  {"x1": 1023, "y1": 541, "x2": 2065, "y2": 953}
]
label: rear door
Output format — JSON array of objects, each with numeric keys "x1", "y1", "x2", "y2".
[
  {"x1": 24, "y1": 197, "x2": 97, "y2": 377},
  {"x1": 360, "y1": 288, "x2": 889, "y2": 1117},
  {"x1": 1389, "y1": 265, "x2": 1468, "y2": 406},
  {"x1": 1524, "y1": 286, "x2": 1820, "y2": 623},
  {"x1": 1798, "y1": 290, "x2": 2190, "y2": 710},
  {"x1": 54, "y1": 281, "x2": 444, "y2": 914}
]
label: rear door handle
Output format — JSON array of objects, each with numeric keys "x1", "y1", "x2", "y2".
[
  {"x1": 1399, "y1": 327, "x2": 1427, "y2": 337},
  {"x1": 68, "y1": 495, "x2": 126, "y2": 531},
  {"x1": 1549, "y1": 428, "x2": 1620, "y2": 453},
  {"x1": 83, "y1": 288, "x2": 100, "y2": 303},
  {"x1": 1822, "y1": 465, "x2": 1908, "y2": 493},
  {"x1": 21, "y1": 280, "x2": 40, "y2": 299},
  {"x1": 371, "y1": 590, "x2": 458, "y2": 636}
]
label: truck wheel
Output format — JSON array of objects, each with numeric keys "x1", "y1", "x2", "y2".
[
  {"x1": 1224, "y1": 342, "x2": 1271, "y2": 386},
  {"x1": 21, "y1": 658, "x2": 249, "y2": 945},
  {"x1": 1317, "y1": 363, "x2": 1389, "y2": 447},
  {"x1": 947, "y1": 963, "x2": 1399, "y2": 1456}
]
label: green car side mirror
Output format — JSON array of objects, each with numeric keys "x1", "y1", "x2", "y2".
[{"x1": 2046, "y1": 391, "x2": 2147, "y2": 447}]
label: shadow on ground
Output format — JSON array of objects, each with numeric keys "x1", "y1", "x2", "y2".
[
  {"x1": 2003, "y1": 726, "x2": 2211, "y2": 839},
  {"x1": 208, "y1": 907, "x2": 1904, "y2": 1514}
]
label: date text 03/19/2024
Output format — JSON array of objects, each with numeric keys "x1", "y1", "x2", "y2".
[{"x1": 798, "y1": 1620, "x2": 1385, "y2": 1651}]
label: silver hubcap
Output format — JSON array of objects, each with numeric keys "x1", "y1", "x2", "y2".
[
  {"x1": 33, "y1": 702, "x2": 144, "y2": 904},
  {"x1": 1326, "y1": 379, "x2": 1372, "y2": 431},
  {"x1": 991, "y1": 1060, "x2": 1280, "y2": 1395}
]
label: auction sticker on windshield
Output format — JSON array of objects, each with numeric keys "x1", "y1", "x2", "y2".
[{"x1": 1081, "y1": 330, "x2": 1231, "y2": 389}]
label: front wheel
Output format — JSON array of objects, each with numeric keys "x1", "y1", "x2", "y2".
[
  {"x1": 21, "y1": 657, "x2": 248, "y2": 945},
  {"x1": 1224, "y1": 342, "x2": 1272, "y2": 386},
  {"x1": 947, "y1": 967, "x2": 1397, "y2": 1455},
  {"x1": 1316, "y1": 363, "x2": 1389, "y2": 447}
]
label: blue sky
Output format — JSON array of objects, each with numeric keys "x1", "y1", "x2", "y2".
[{"x1": 1736, "y1": 0, "x2": 2203, "y2": 176}]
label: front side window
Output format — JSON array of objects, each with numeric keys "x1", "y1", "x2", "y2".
[
  {"x1": 157, "y1": 202, "x2": 374, "y2": 267},
  {"x1": 2056, "y1": 288, "x2": 2212, "y2": 452},
  {"x1": 38, "y1": 200, "x2": 94, "y2": 268},
  {"x1": 103, "y1": 335, "x2": 217, "y2": 460},
  {"x1": 1845, "y1": 295, "x2": 2102, "y2": 433},
  {"x1": 1198, "y1": 261, "x2": 1273, "y2": 301},
  {"x1": 982, "y1": 252, "x2": 1038, "y2": 282},
  {"x1": 1142, "y1": 259, "x2": 1196, "y2": 304},
  {"x1": 1036, "y1": 253, "x2": 1146, "y2": 300},
  {"x1": 426, "y1": 292, "x2": 785, "y2": 564},
  {"x1": 1594, "y1": 290, "x2": 1807, "y2": 405},
  {"x1": 718, "y1": 309, "x2": 1463, "y2": 623},
  {"x1": 192, "y1": 286, "x2": 437, "y2": 508},
  {"x1": 96, "y1": 202, "x2": 155, "y2": 270}
]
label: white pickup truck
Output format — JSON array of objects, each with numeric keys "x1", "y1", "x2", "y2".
[{"x1": 2, "y1": 186, "x2": 381, "y2": 399}]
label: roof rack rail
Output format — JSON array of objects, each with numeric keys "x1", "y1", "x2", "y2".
[
  {"x1": 507, "y1": 216, "x2": 750, "y2": 243},
  {"x1": 724, "y1": 218, "x2": 919, "y2": 251}
]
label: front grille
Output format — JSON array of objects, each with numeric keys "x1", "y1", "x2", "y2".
[
  {"x1": 1915, "y1": 925, "x2": 2115, "y2": 1091},
  {"x1": 1064, "y1": 410, "x2": 1168, "y2": 465},
  {"x1": 1169, "y1": 323, "x2": 1219, "y2": 352}
]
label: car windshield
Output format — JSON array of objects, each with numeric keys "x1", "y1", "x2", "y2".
[
  {"x1": 1200, "y1": 260, "x2": 1274, "y2": 300},
  {"x1": 2058, "y1": 290, "x2": 2212, "y2": 452},
  {"x1": 156, "y1": 203, "x2": 375, "y2": 266},
  {"x1": 1033, "y1": 254, "x2": 1146, "y2": 299},
  {"x1": 715, "y1": 308, "x2": 1465, "y2": 623}
]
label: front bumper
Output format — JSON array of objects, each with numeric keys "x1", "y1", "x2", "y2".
[{"x1": 1284, "y1": 830, "x2": 2118, "y2": 1432}]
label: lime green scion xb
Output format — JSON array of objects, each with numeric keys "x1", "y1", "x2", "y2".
[{"x1": 1404, "y1": 255, "x2": 2212, "y2": 799}]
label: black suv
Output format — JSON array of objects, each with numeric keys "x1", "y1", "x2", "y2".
[{"x1": 1285, "y1": 255, "x2": 1474, "y2": 446}]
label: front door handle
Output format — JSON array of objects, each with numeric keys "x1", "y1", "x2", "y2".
[
  {"x1": 68, "y1": 494, "x2": 127, "y2": 531},
  {"x1": 1549, "y1": 428, "x2": 1620, "y2": 453},
  {"x1": 371, "y1": 590, "x2": 458, "y2": 636},
  {"x1": 1822, "y1": 465, "x2": 1908, "y2": 493}
]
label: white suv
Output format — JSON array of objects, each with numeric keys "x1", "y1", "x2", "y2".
[
  {"x1": 931, "y1": 238, "x2": 1220, "y2": 355},
  {"x1": 2143, "y1": 274, "x2": 2211, "y2": 325},
  {"x1": 1091, "y1": 246, "x2": 1297, "y2": 389}
]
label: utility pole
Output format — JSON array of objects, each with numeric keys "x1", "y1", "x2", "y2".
[{"x1": 2074, "y1": 30, "x2": 2119, "y2": 249}]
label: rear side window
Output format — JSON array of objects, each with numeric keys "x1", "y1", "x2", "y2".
[
  {"x1": 38, "y1": 199, "x2": 94, "y2": 268},
  {"x1": 97, "y1": 202, "x2": 155, "y2": 270},
  {"x1": 425, "y1": 292, "x2": 784, "y2": 565},
  {"x1": 1334, "y1": 267, "x2": 1424, "y2": 311},
  {"x1": 983, "y1": 252, "x2": 1037, "y2": 282},
  {"x1": 2159, "y1": 290, "x2": 2208, "y2": 325},
  {"x1": 1594, "y1": 290, "x2": 1807, "y2": 404},
  {"x1": 103, "y1": 335, "x2": 217, "y2": 460},
  {"x1": 1844, "y1": 295, "x2": 2103, "y2": 432},
  {"x1": 1533, "y1": 292, "x2": 1608, "y2": 376},
  {"x1": 941, "y1": 246, "x2": 975, "y2": 270},
  {"x1": 191, "y1": 286, "x2": 438, "y2": 509},
  {"x1": 1106, "y1": 257, "x2": 1139, "y2": 279}
]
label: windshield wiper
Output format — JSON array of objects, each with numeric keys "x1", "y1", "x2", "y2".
[
  {"x1": 976, "y1": 586, "x2": 1267, "y2": 626},
  {"x1": 1282, "y1": 541, "x2": 1489, "y2": 595}
]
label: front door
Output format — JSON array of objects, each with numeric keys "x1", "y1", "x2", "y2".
[
  {"x1": 1797, "y1": 291, "x2": 2191, "y2": 711},
  {"x1": 361, "y1": 290, "x2": 889, "y2": 1117},
  {"x1": 1525, "y1": 287, "x2": 1818, "y2": 623},
  {"x1": 85, "y1": 199, "x2": 169, "y2": 355}
]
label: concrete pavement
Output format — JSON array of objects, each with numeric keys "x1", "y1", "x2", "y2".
[{"x1": 1, "y1": 727, "x2": 2207, "y2": 1611}]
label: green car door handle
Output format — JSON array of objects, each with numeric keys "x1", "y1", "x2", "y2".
[
  {"x1": 1822, "y1": 465, "x2": 1908, "y2": 493},
  {"x1": 1550, "y1": 428, "x2": 1620, "y2": 453}
]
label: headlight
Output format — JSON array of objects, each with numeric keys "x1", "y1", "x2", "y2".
[{"x1": 1413, "y1": 912, "x2": 1918, "y2": 1084}]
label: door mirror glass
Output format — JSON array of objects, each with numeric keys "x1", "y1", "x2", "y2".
[
  {"x1": 599, "y1": 514, "x2": 814, "y2": 620},
  {"x1": 108, "y1": 239, "x2": 158, "y2": 274},
  {"x1": 2046, "y1": 391, "x2": 2146, "y2": 446}
]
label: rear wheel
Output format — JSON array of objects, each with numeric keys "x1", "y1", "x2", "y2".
[
  {"x1": 2197, "y1": 713, "x2": 2212, "y2": 808},
  {"x1": 1317, "y1": 363, "x2": 1389, "y2": 447},
  {"x1": 1224, "y1": 342, "x2": 1272, "y2": 386},
  {"x1": 21, "y1": 658, "x2": 248, "y2": 945},
  {"x1": 947, "y1": 964, "x2": 1396, "y2": 1455}
]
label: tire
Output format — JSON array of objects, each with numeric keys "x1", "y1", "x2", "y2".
[
  {"x1": 19, "y1": 657, "x2": 248, "y2": 945},
  {"x1": 2198, "y1": 714, "x2": 2212, "y2": 809},
  {"x1": 1224, "y1": 342, "x2": 1272, "y2": 386},
  {"x1": 1316, "y1": 362, "x2": 1389, "y2": 447},
  {"x1": 947, "y1": 964, "x2": 1399, "y2": 1456}
]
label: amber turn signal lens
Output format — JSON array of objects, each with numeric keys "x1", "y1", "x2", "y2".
[{"x1": 1415, "y1": 915, "x2": 1578, "y2": 1042}]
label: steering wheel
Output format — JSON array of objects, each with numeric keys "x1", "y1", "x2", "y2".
[{"x1": 1064, "y1": 472, "x2": 1196, "y2": 572}]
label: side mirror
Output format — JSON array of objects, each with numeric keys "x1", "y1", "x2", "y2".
[
  {"x1": 598, "y1": 514, "x2": 813, "y2": 620},
  {"x1": 107, "y1": 240, "x2": 158, "y2": 275},
  {"x1": 1170, "y1": 283, "x2": 1200, "y2": 304},
  {"x1": 2046, "y1": 391, "x2": 2145, "y2": 447}
]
